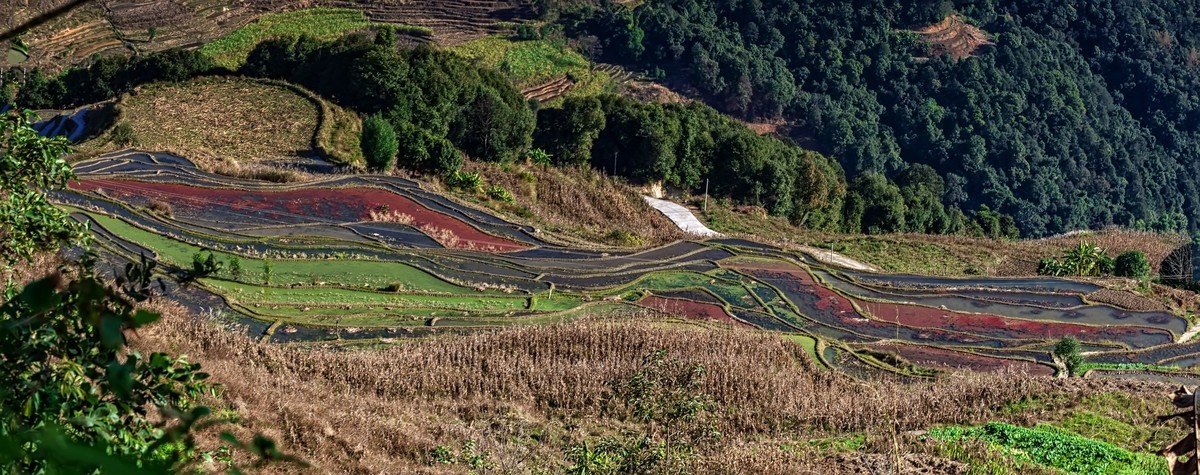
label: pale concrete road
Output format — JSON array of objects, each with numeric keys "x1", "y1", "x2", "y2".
[{"x1": 643, "y1": 196, "x2": 722, "y2": 238}]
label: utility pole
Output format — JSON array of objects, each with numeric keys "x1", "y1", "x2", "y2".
[
  {"x1": 612, "y1": 151, "x2": 618, "y2": 176},
  {"x1": 703, "y1": 178, "x2": 709, "y2": 212}
]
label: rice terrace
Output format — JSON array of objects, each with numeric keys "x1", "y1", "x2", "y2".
[
  {"x1": 55, "y1": 149, "x2": 1200, "y2": 383},
  {"x1": 11, "y1": 0, "x2": 1200, "y2": 472}
]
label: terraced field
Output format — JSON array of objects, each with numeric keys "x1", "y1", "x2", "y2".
[
  {"x1": 58, "y1": 150, "x2": 1200, "y2": 381},
  {"x1": 14, "y1": 1, "x2": 532, "y2": 70}
]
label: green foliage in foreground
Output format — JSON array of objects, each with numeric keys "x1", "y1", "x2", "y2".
[
  {"x1": 1, "y1": 110, "x2": 86, "y2": 265},
  {"x1": 927, "y1": 422, "x2": 1164, "y2": 475},
  {"x1": 0, "y1": 109, "x2": 302, "y2": 473},
  {"x1": 199, "y1": 8, "x2": 373, "y2": 70}
]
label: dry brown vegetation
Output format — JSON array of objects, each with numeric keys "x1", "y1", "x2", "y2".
[
  {"x1": 4, "y1": 230, "x2": 1186, "y2": 473},
  {"x1": 463, "y1": 161, "x2": 685, "y2": 247},
  {"x1": 122, "y1": 300, "x2": 1188, "y2": 474},
  {"x1": 115, "y1": 77, "x2": 318, "y2": 165}
]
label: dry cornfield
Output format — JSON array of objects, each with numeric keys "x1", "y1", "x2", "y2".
[{"x1": 126, "y1": 297, "x2": 1181, "y2": 474}]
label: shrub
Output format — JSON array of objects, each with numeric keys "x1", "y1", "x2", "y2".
[
  {"x1": 1053, "y1": 336, "x2": 1084, "y2": 377},
  {"x1": 1114, "y1": 250, "x2": 1151, "y2": 279},
  {"x1": 396, "y1": 122, "x2": 463, "y2": 175},
  {"x1": 605, "y1": 229, "x2": 643, "y2": 247},
  {"x1": 446, "y1": 170, "x2": 483, "y2": 191},
  {"x1": 147, "y1": 198, "x2": 171, "y2": 216},
  {"x1": 486, "y1": 185, "x2": 515, "y2": 203},
  {"x1": 361, "y1": 114, "x2": 398, "y2": 172},
  {"x1": 110, "y1": 121, "x2": 136, "y2": 146},
  {"x1": 516, "y1": 23, "x2": 541, "y2": 40},
  {"x1": 527, "y1": 147, "x2": 552, "y2": 165},
  {"x1": 228, "y1": 256, "x2": 243, "y2": 281},
  {"x1": 1038, "y1": 241, "x2": 1115, "y2": 277}
]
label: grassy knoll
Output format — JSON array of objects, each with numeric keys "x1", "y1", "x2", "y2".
[
  {"x1": 199, "y1": 8, "x2": 373, "y2": 70},
  {"x1": 205, "y1": 279, "x2": 528, "y2": 310},
  {"x1": 86, "y1": 212, "x2": 477, "y2": 294},
  {"x1": 450, "y1": 36, "x2": 613, "y2": 98},
  {"x1": 116, "y1": 77, "x2": 319, "y2": 164}
]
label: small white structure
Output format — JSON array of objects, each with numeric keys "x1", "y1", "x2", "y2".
[{"x1": 642, "y1": 196, "x2": 722, "y2": 238}]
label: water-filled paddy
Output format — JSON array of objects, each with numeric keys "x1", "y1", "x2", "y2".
[{"x1": 61, "y1": 151, "x2": 1200, "y2": 381}]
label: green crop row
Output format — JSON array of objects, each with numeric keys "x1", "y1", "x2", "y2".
[
  {"x1": 451, "y1": 37, "x2": 593, "y2": 88},
  {"x1": 200, "y1": 8, "x2": 373, "y2": 70},
  {"x1": 84, "y1": 211, "x2": 481, "y2": 294},
  {"x1": 205, "y1": 279, "x2": 527, "y2": 310},
  {"x1": 927, "y1": 422, "x2": 1164, "y2": 475}
]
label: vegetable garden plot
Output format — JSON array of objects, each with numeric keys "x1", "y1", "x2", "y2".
[
  {"x1": 866, "y1": 343, "x2": 1054, "y2": 376},
  {"x1": 1090, "y1": 370, "x2": 1200, "y2": 386},
  {"x1": 812, "y1": 269, "x2": 1186, "y2": 335},
  {"x1": 638, "y1": 296, "x2": 748, "y2": 327}
]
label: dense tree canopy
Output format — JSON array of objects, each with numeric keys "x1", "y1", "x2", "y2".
[
  {"x1": 243, "y1": 35, "x2": 533, "y2": 165},
  {"x1": 554, "y1": 0, "x2": 1200, "y2": 237}
]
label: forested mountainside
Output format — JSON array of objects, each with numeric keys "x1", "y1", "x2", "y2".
[{"x1": 554, "y1": 0, "x2": 1200, "y2": 237}]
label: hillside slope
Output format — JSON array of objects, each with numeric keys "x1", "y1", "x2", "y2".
[
  {"x1": 5, "y1": 0, "x2": 533, "y2": 70},
  {"x1": 555, "y1": 0, "x2": 1200, "y2": 238}
]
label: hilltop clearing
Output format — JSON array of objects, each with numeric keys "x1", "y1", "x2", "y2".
[
  {"x1": 83, "y1": 77, "x2": 363, "y2": 172},
  {"x1": 909, "y1": 13, "x2": 993, "y2": 60}
]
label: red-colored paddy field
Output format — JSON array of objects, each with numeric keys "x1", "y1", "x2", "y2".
[
  {"x1": 869, "y1": 343, "x2": 1054, "y2": 376},
  {"x1": 71, "y1": 179, "x2": 529, "y2": 252},
  {"x1": 729, "y1": 262, "x2": 1173, "y2": 348},
  {"x1": 859, "y1": 299, "x2": 1167, "y2": 347},
  {"x1": 639, "y1": 295, "x2": 750, "y2": 327}
]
